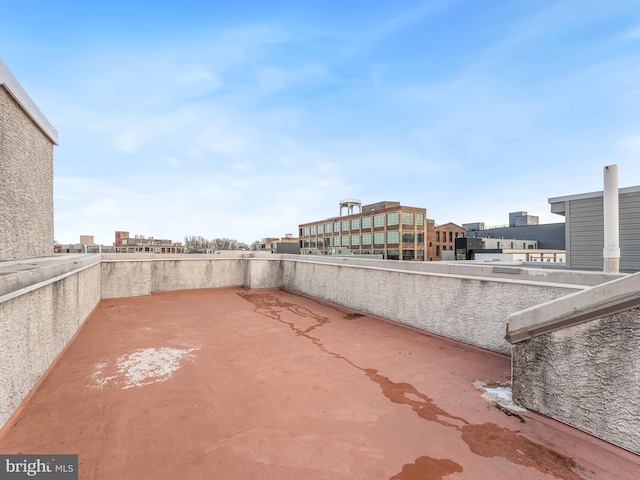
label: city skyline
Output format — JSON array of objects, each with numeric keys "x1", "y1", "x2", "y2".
[{"x1": 2, "y1": 0, "x2": 640, "y2": 245}]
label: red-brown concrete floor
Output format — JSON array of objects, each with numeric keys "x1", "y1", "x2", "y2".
[{"x1": 1, "y1": 287, "x2": 638, "y2": 479}]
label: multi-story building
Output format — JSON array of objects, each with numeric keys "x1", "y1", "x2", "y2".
[
  {"x1": 426, "y1": 221, "x2": 466, "y2": 261},
  {"x1": 113, "y1": 231, "x2": 184, "y2": 254},
  {"x1": 260, "y1": 234, "x2": 300, "y2": 254},
  {"x1": 298, "y1": 200, "x2": 427, "y2": 261},
  {"x1": 55, "y1": 235, "x2": 114, "y2": 254},
  {"x1": 463, "y1": 211, "x2": 565, "y2": 250}
]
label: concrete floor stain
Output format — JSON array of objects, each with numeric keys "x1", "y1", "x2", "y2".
[
  {"x1": 240, "y1": 291, "x2": 584, "y2": 480},
  {"x1": 461, "y1": 423, "x2": 583, "y2": 480},
  {"x1": 389, "y1": 456, "x2": 463, "y2": 480}
]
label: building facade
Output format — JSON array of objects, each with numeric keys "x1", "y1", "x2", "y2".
[
  {"x1": 113, "y1": 231, "x2": 184, "y2": 254},
  {"x1": 260, "y1": 234, "x2": 300, "y2": 254},
  {"x1": 549, "y1": 186, "x2": 640, "y2": 273},
  {"x1": 463, "y1": 211, "x2": 565, "y2": 250},
  {"x1": 427, "y1": 221, "x2": 466, "y2": 261},
  {"x1": 299, "y1": 200, "x2": 427, "y2": 260}
]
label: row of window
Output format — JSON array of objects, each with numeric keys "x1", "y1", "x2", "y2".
[
  {"x1": 435, "y1": 231, "x2": 463, "y2": 243},
  {"x1": 303, "y1": 232, "x2": 425, "y2": 248},
  {"x1": 303, "y1": 212, "x2": 425, "y2": 236}
]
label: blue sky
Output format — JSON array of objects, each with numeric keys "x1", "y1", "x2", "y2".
[{"x1": 2, "y1": 0, "x2": 640, "y2": 245}]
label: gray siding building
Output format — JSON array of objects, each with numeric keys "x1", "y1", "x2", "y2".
[
  {"x1": 549, "y1": 186, "x2": 640, "y2": 273},
  {"x1": 464, "y1": 212, "x2": 565, "y2": 250}
]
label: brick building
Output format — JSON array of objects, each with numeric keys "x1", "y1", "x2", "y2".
[
  {"x1": 427, "y1": 221, "x2": 466, "y2": 261},
  {"x1": 299, "y1": 200, "x2": 427, "y2": 260},
  {"x1": 113, "y1": 231, "x2": 184, "y2": 254}
]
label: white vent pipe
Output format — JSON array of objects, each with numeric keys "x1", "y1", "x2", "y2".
[{"x1": 603, "y1": 165, "x2": 620, "y2": 273}]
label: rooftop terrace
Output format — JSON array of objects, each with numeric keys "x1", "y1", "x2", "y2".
[{"x1": 1, "y1": 287, "x2": 639, "y2": 479}]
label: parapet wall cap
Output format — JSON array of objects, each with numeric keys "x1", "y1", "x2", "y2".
[{"x1": 0, "y1": 60, "x2": 59, "y2": 145}]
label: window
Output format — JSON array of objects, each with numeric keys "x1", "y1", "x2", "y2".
[
  {"x1": 341, "y1": 236, "x2": 349, "y2": 247},
  {"x1": 341, "y1": 220, "x2": 349, "y2": 232},
  {"x1": 436, "y1": 231, "x2": 440, "y2": 242},
  {"x1": 311, "y1": 225, "x2": 317, "y2": 235},
  {"x1": 351, "y1": 234, "x2": 360, "y2": 246},
  {"x1": 386, "y1": 249, "x2": 399, "y2": 260},
  {"x1": 416, "y1": 213, "x2": 424, "y2": 226},
  {"x1": 351, "y1": 218, "x2": 360, "y2": 230},
  {"x1": 334, "y1": 222, "x2": 340, "y2": 232},
  {"x1": 317, "y1": 224, "x2": 324, "y2": 234},
  {"x1": 387, "y1": 231, "x2": 399, "y2": 243},
  {"x1": 310, "y1": 239, "x2": 316, "y2": 248},
  {"x1": 402, "y1": 249, "x2": 415, "y2": 261},
  {"x1": 449, "y1": 231, "x2": 453, "y2": 242},
  {"x1": 361, "y1": 233, "x2": 372, "y2": 245},
  {"x1": 402, "y1": 212, "x2": 414, "y2": 225},
  {"x1": 417, "y1": 232, "x2": 424, "y2": 243},
  {"x1": 374, "y1": 232, "x2": 385, "y2": 245},
  {"x1": 122, "y1": 239, "x2": 128, "y2": 245},
  {"x1": 325, "y1": 237, "x2": 332, "y2": 247},
  {"x1": 387, "y1": 212, "x2": 399, "y2": 226},
  {"x1": 317, "y1": 238, "x2": 324, "y2": 248},
  {"x1": 436, "y1": 246, "x2": 440, "y2": 256},
  {"x1": 325, "y1": 223, "x2": 333, "y2": 233},
  {"x1": 374, "y1": 214, "x2": 385, "y2": 227},
  {"x1": 402, "y1": 232, "x2": 414, "y2": 243},
  {"x1": 304, "y1": 240, "x2": 310, "y2": 248},
  {"x1": 362, "y1": 216, "x2": 372, "y2": 229},
  {"x1": 304, "y1": 227, "x2": 310, "y2": 235}
]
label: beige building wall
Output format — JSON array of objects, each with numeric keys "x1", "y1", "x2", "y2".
[{"x1": 0, "y1": 61, "x2": 58, "y2": 261}]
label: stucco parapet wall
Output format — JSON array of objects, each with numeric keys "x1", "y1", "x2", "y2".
[
  {"x1": 507, "y1": 271, "x2": 640, "y2": 343},
  {"x1": 281, "y1": 255, "x2": 619, "y2": 288},
  {"x1": 0, "y1": 60, "x2": 58, "y2": 144},
  {"x1": 0, "y1": 254, "x2": 100, "y2": 302}
]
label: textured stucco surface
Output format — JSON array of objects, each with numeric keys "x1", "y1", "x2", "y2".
[
  {"x1": 282, "y1": 259, "x2": 580, "y2": 354},
  {"x1": 100, "y1": 256, "x2": 284, "y2": 297},
  {"x1": 101, "y1": 260, "x2": 152, "y2": 298},
  {"x1": 151, "y1": 258, "x2": 246, "y2": 291},
  {"x1": 0, "y1": 264, "x2": 100, "y2": 426},
  {"x1": 0, "y1": 86, "x2": 54, "y2": 261},
  {"x1": 512, "y1": 309, "x2": 640, "y2": 455}
]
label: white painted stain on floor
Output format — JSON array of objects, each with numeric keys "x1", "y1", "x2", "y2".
[
  {"x1": 88, "y1": 347, "x2": 197, "y2": 390},
  {"x1": 474, "y1": 380, "x2": 527, "y2": 414}
]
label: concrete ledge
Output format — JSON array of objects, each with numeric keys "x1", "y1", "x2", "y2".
[
  {"x1": 0, "y1": 254, "x2": 101, "y2": 302},
  {"x1": 0, "y1": 60, "x2": 58, "y2": 145},
  {"x1": 506, "y1": 272, "x2": 640, "y2": 343},
  {"x1": 282, "y1": 254, "x2": 622, "y2": 287}
]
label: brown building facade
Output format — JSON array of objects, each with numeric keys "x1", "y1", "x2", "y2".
[
  {"x1": 113, "y1": 231, "x2": 184, "y2": 254},
  {"x1": 427, "y1": 221, "x2": 466, "y2": 261},
  {"x1": 299, "y1": 201, "x2": 427, "y2": 260}
]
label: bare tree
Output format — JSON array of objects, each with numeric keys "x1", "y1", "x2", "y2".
[
  {"x1": 250, "y1": 240, "x2": 262, "y2": 251},
  {"x1": 183, "y1": 235, "x2": 211, "y2": 253},
  {"x1": 210, "y1": 238, "x2": 249, "y2": 251}
]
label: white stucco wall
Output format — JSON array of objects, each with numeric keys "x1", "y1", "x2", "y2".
[
  {"x1": 281, "y1": 258, "x2": 586, "y2": 354},
  {"x1": 0, "y1": 86, "x2": 54, "y2": 261},
  {"x1": 0, "y1": 62, "x2": 58, "y2": 262},
  {"x1": 512, "y1": 309, "x2": 640, "y2": 455},
  {"x1": 101, "y1": 258, "x2": 153, "y2": 298},
  {"x1": 0, "y1": 264, "x2": 100, "y2": 426}
]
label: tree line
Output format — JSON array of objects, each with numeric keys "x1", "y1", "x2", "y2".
[{"x1": 183, "y1": 236, "x2": 251, "y2": 253}]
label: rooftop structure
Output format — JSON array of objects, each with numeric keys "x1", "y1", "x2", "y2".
[{"x1": 549, "y1": 185, "x2": 640, "y2": 273}]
